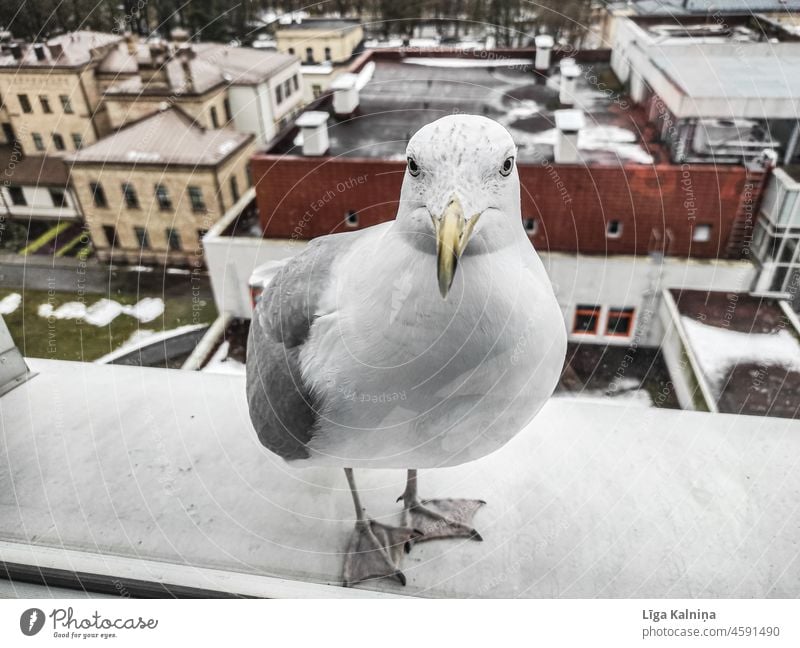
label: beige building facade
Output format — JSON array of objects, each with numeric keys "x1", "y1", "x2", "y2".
[
  {"x1": 67, "y1": 108, "x2": 255, "y2": 267},
  {"x1": 276, "y1": 19, "x2": 363, "y2": 65}
]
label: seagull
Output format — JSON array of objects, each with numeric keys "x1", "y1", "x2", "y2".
[{"x1": 246, "y1": 114, "x2": 566, "y2": 587}]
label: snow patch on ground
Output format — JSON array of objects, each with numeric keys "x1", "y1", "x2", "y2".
[
  {"x1": 681, "y1": 316, "x2": 800, "y2": 387},
  {"x1": 0, "y1": 293, "x2": 21, "y2": 315},
  {"x1": 201, "y1": 340, "x2": 246, "y2": 376},
  {"x1": 506, "y1": 100, "x2": 542, "y2": 120},
  {"x1": 37, "y1": 297, "x2": 165, "y2": 326},
  {"x1": 555, "y1": 386, "x2": 654, "y2": 407}
]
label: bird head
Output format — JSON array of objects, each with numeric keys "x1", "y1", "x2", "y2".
[{"x1": 397, "y1": 114, "x2": 521, "y2": 299}]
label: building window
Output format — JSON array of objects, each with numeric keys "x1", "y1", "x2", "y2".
[
  {"x1": 305, "y1": 47, "x2": 314, "y2": 64},
  {"x1": 693, "y1": 224, "x2": 712, "y2": 243},
  {"x1": 312, "y1": 84, "x2": 322, "y2": 98},
  {"x1": 166, "y1": 228, "x2": 181, "y2": 251},
  {"x1": 8, "y1": 186, "x2": 26, "y2": 206},
  {"x1": 52, "y1": 133, "x2": 65, "y2": 150},
  {"x1": 275, "y1": 84, "x2": 283, "y2": 104},
  {"x1": 197, "y1": 228, "x2": 208, "y2": 248},
  {"x1": 210, "y1": 106, "x2": 219, "y2": 128},
  {"x1": 230, "y1": 176, "x2": 239, "y2": 202},
  {"x1": 102, "y1": 224, "x2": 118, "y2": 248},
  {"x1": 284, "y1": 79, "x2": 291, "y2": 99},
  {"x1": 155, "y1": 184, "x2": 172, "y2": 211},
  {"x1": 324, "y1": 46, "x2": 332, "y2": 61},
  {"x1": 223, "y1": 98, "x2": 232, "y2": 122},
  {"x1": 187, "y1": 186, "x2": 206, "y2": 212},
  {"x1": 288, "y1": 47, "x2": 295, "y2": 55},
  {"x1": 90, "y1": 182, "x2": 108, "y2": 208},
  {"x1": 292, "y1": 74, "x2": 299, "y2": 91},
  {"x1": 606, "y1": 220, "x2": 622, "y2": 238},
  {"x1": 32, "y1": 132, "x2": 45, "y2": 151},
  {"x1": 572, "y1": 305, "x2": 601, "y2": 335},
  {"x1": 49, "y1": 188, "x2": 66, "y2": 207},
  {"x1": 71, "y1": 133, "x2": 83, "y2": 150},
  {"x1": 60, "y1": 95, "x2": 73, "y2": 114},
  {"x1": 345, "y1": 210, "x2": 358, "y2": 227},
  {"x1": 605, "y1": 308, "x2": 635, "y2": 337},
  {"x1": 122, "y1": 183, "x2": 139, "y2": 209},
  {"x1": 39, "y1": 95, "x2": 52, "y2": 113},
  {"x1": 18, "y1": 94, "x2": 32, "y2": 113},
  {"x1": 523, "y1": 218, "x2": 537, "y2": 234},
  {"x1": 134, "y1": 226, "x2": 150, "y2": 249}
]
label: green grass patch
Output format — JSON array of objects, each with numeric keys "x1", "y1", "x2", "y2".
[{"x1": 0, "y1": 288, "x2": 217, "y2": 362}]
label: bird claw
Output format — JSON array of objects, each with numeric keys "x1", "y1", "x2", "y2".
[
  {"x1": 342, "y1": 519, "x2": 422, "y2": 587},
  {"x1": 402, "y1": 498, "x2": 486, "y2": 547}
]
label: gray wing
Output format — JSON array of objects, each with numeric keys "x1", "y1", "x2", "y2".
[{"x1": 245, "y1": 231, "x2": 358, "y2": 461}]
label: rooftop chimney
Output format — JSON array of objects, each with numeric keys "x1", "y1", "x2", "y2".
[
  {"x1": 295, "y1": 111, "x2": 330, "y2": 156},
  {"x1": 48, "y1": 42, "x2": 63, "y2": 60},
  {"x1": 171, "y1": 27, "x2": 190, "y2": 43},
  {"x1": 554, "y1": 109, "x2": 584, "y2": 164},
  {"x1": 330, "y1": 73, "x2": 359, "y2": 117},
  {"x1": 125, "y1": 33, "x2": 137, "y2": 56},
  {"x1": 534, "y1": 34, "x2": 554, "y2": 72},
  {"x1": 33, "y1": 43, "x2": 46, "y2": 61},
  {"x1": 559, "y1": 64, "x2": 581, "y2": 106},
  {"x1": 9, "y1": 43, "x2": 22, "y2": 60}
]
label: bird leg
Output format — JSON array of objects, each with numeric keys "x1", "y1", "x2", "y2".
[
  {"x1": 399, "y1": 469, "x2": 485, "y2": 546},
  {"x1": 341, "y1": 468, "x2": 421, "y2": 587}
]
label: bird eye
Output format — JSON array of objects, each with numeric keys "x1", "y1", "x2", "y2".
[
  {"x1": 407, "y1": 157, "x2": 420, "y2": 177},
  {"x1": 500, "y1": 156, "x2": 515, "y2": 177}
]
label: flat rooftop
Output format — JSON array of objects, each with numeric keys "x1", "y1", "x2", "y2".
[
  {"x1": 671, "y1": 289, "x2": 800, "y2": 419},
  {"x1": 273, "y1": 54, "x2": 658, "y2": 165},
  {"x1": 650, "y1": 43, "x2": 800, "y2": 101},
  {"x1": 2, "y1": 357, "x2": 799, "y2": 597}
]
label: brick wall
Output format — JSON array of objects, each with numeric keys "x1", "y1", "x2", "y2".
[{"x1": 252, "y1": 154, "x2": 754, "y2": 259}]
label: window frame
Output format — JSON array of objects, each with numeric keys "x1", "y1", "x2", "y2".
[
  {"x1": 154, "y1": 184, "x2": 173, "y2": 211},
  {"x1": 606, "y1": 220, "x2": 622, "y2": 238},
  {"x1": 39, "y1": 95, "x2": 52, "y2": 113},
  {"x1": 49, "y1": 188, "x2": 66, "y2": 207},
  {"x1": 102, "y1": 224, "x2": 118, "y2": 248},
  {"x1": 187, "y1": 186, "x2": 206, "y2": 213},
  {"x1": 18, "y1": 94, "x2": 32, "y2": 113},
  {"x1": 523, "y1": 218, "x2": 537, "y2": 235},
  {"x1": 121, "y1": 183, "x2": 140, "y2": 209},
  {"x1": 60, "y1": 94, "x2": 73, "y2": 114},
  {"x1": 71, "y1": 133, "x2": 83, "y2": 150},
  {"x1": 605, "y1": 307, "x2": 635, "y2": 338},
  {"x1": 166, "y1": 228, "x2": 182, "y2": 252},
  {"x1": 32, "y1": 132, "x2": 45, "y2": 151},
  {"x1": 345, "y1": 210, "x2": 359, "y2": 228},
  {"x1": 90, "y1": 182, "x2": 108, "y2": 208},
  {"x1": 210, "y1": 106, "x2": 219, "y2": 129},
  {"x1": 572, "y1": 304, "x2": 601, "y2": 335},
  {"x1": 134, "y1": 226, "x2": 151, "y2": 250},
  {"x1": 8, "y1": 186, "x2": 27, "y2": 206},
  {"x1": 52, "y1": 133, "x2": 65, "y2": 151}
]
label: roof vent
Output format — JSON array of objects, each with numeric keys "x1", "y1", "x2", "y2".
[
  {"x1": 554, "y1": 109, "x2": 584, "y2": 164},
  {"x1": 295, "y1": 111, "x2": 330, "y2": 156},
  {"x1": 48, "y1": 42, "x2": 63, "y2": 59},
  {"x1": 9, "y1": 43, "x2": 22, "y2": 60},
  {"x1": 559, "y1": 64, "x2": 581, "y2": 107},
  {"x1": 534, "y1": 34, "x2": 554, "y2": 72},
  {"x1": 33, "y1": 43, "x2": 46, "y2": 61},
  {"x1": 330, "y1": 73, "x2": 359, "y2": 117}
]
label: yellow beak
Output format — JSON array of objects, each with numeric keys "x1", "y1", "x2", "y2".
[{"x1": 435, "y1": 197, "x2": 478, "y2": 299}]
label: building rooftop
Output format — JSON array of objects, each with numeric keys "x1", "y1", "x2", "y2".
[
  {"x1": 272, "y1": 53, "x2": 657, "y2": 165},
  {"x1": 650, "y1": 43, "x2": 800, "y2": 101},
  {"x1": 0, "y1": 31, "x2": 122, "y2": 69},
  {"x1": 619, "y1": 0, "x2": 800, "y2": 15},
  {"x1": 2, "y1": 356, "x2": 799, "y2": 597},
  {"x1": 192, "y1": 43, "x2": 297, "y2": 85},
  {"x1": 0, "y1": 146, "x2": 70, "y2": 187},
  {"x1": 276, "y1": 19, "x2": 362, "y2": 33},
  {"x1": 670, "y1": 289, "x2": 800, "y2": 419},
  {"x1": 66, "y1": 107, "x2": 252, "y2": 167}
]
